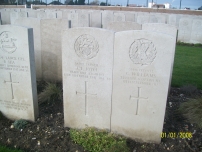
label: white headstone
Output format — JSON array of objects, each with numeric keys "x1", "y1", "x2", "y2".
[
  {"x1": 168, "y1": 14, "x2": 177, "y2": 26},
  {"x1": 68, "y1": 13, "x2": 79, "y2": 28},
  {"x1": 125, "y1": 12, "x2": 136, "y2": 22},
  {"x1": 37, "y1": 11, "x2": 47, "y2": 19},
  {"x1": 178, "y1": 18, "x2": 192, "y2": 43},
  {"x1": 190, "y1": 19, "x2": 202, "y2": 44},
  {"x1": 56, "y1": 11, "x2": 62, "y2": 19},
  {"x1": 78, "y1": 13, "x2": 90, "y2": 27},
  {"x1": 0, "y1": 10, "x2": 11, "y2": 24},
  {"x1": 62, "y1": 28, "x2": 114, "y2": 130},
  {"x1": 106, "y1": 21, "x2": 141, "y2": 32},
  {"x1": 10, "y1": 11, "x2": 28, "y2": 24},
  {"x1": 149, "y1": 13, "x2": 166, "y2": 23},
  {"x1": 90, "y1": 11, "x2": 101, "y2": 28},
  {"x1": 41, "y1": 19, "x2": 68, "y2": 81},
  {"x1": 0, "y1": 25, "x2": 38, "y2": 121},
  {"x1": 10, "y1": 12, "x2": 18, "y2": 24},
  {"x1": 102, "y1": 11, "x2": 114, "y2": 29},
  {"x1": 111, "y1": 30, "x2": 176, "y2": 143},
  {"x1": 137, "y1": 13, "x2": 150, "y2": 24},
  {"x1": 142, "y1": 23, "x2": 178, "y2": 92},
  {"x1": 13, "y1": 18, "x2": 42, "y2": 80},
  {"x1": 113, "y1": 13, "x2": 125, "y2": 22}
]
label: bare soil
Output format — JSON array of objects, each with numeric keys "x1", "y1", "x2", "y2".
[{"x1": 0, "y1": 82, "x2": 202, "y2": 152}]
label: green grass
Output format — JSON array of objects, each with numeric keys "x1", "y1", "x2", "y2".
[
  {"x1": 70, "y1": 127, "x2": 129, "y2": 152},
  {"x1": 171, "y1": 45, "x2": 202, "y2": 89},
  {"x1": 0, "y1": 145, "x2": 23, "y2": 152}
]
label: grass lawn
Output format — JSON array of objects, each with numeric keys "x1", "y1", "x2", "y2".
[
  {"x1": 0, "y1": 145, "x2": 23, "y2": 152},
  {"x1": 171, "y1": 45, "x2": 202, "y2": 89}
]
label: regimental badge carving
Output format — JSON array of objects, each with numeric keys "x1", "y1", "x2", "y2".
[
  {"x1": 0, "y1": 31, "x2": 17, "y2": 54},
  {"x1": 129, "y1": 39, "x2": 157, "y2": 65},
  {"x1": 74, "y1": 34, "x2": 99, "y2": 60}
]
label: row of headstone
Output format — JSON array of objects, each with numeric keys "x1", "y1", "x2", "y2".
[
  {"x1": 62, "y1": 27, "x2": 176, "y2": 143},
  {"x1": 11, "y1": 17, "x2": 178, "y2": 83},
  {"x1": 0, "y1": 24, "x2": 176, "y2": 144},
  {"x1": 2, "y1": 7, "x2": 201, "y2": 44}
]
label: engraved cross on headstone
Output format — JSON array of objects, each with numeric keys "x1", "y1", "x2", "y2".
[
  {"x1": 76, "y1": 81, "x2": 97, "y2": 116},
  {"x1": 130, "y1": 87, "x2": 148, "y2": 115},
  {"x1": 4, "y1": 72, "x2": 19, "y2": 99}
]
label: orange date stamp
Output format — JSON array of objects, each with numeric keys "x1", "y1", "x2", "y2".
[{"x1": 161, "y1": 132, "x2": 193, "y2": 139}]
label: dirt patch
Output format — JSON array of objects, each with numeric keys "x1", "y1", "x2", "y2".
[{"x1": 0, "y1": 84, "x2": 202, "y2": 152}]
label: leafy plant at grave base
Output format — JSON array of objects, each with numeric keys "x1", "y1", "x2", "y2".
[
  {"x1": 38, "y1": 82, "x2": 62, "y2": 104},
  {"x1": 179, "y1": 97, "x2": 202, "y2": 128},
  {"x1": 0, "y1": 144, "x2": 24, "y2": 152},
  {"x1": 70, "y1": 127, "x2": 129, "y2": 152},
  {"x1": 180, "y1": 84, "x2": 198, "y2": 96},
  {"x1": 13, "y1": 119, "x2": 28, "y2": 130}
]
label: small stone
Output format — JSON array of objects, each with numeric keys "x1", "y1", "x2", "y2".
[
  {"x1": 10, "y1": 125, "x2": 14, "y2": 129},
  {"x1": 193, "y1": 130, "x2": 196, "y2": 134},
  {"x1": 37, "y1": 141, "x2": 40, "y2": 146},
  {"x1": 180, "y1": 94, "x2": 184, "y2": 97},
  {"x1": 32, "y1": 137, "x2": 36, "y2": 140},
  {"x1": 169, "y1": 102, "x2": 172, "y2": 107},
  {"x1": 20, "y1": 129, "x2": 23, "y2": 132},
  {"x1": 167, "y1": 147, "x2": 169, "y2": 150}
]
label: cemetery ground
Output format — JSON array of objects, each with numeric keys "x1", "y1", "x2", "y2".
[{"x1": 0, "y1": 44, "x2": 202, "y2": 152}]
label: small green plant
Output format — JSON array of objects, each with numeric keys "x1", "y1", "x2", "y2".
[
  {"x1": 179, "y1": 98, "x2": 202, "y2": 128},
  {"x1": 38, "y1": 82, "x2": 62, "y2": 104},
  {"x1": 180, "y1": 84, "x2": 198, "y2": 96},
  {"x1": 13, "y1": 119, "x2": 28, "y2": 130},
  {"x1": 70, "y1": 127, "x2": 129, "y2": 152},
  {"x1": 0, "y1": 144, "x2": 24, "y2": 152}
]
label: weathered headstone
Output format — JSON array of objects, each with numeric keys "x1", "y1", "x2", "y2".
[
  {"x1": 125, "y1": 12, "x2": 136, "y2": 22},
  {"x1": 113, "y1": 13, "x2": 125, "y2": 22},
  {"x1": 111, "y1": 30, "x2": 176, "y2": 143},
  {"x1": 137, "y1": 13, "x2": 150, "y2": 24},
  {"x1": 78, "y1": 13, "x2": 90, "y2": 27},
  {"x1": 190, "y1": 19, "x2": 202, "y2": 43},
  {"x1": 10, "y1": 11, "x2": 28, "y2": 24},
  {"x1": 13, "y1": 18, "x2": 42, "y2": 80},
  {"x1": 142, "y1": 23, "x2": 178, "y2": 92},
  {"x1": 0, "y1": 10, "x2": 11, "y2": 24},
  {"x1": 102, "y1": 11, "x2": 114, "y2": 28},
  {"x1": 0, "y1": 25, "x2": 38, "y2": 121},
  {"x1": 178, "y1": 18, "x2": 192, "y2": 43},
  {"x1": 106, "y1": 21, "x2": 141, "y2": 32},
  {"x1": 41, "y1": 19, "x2": 68, "y2": 81},
  {"x1": 149, "y1": 13, "x2": 166, "y2": 23},
  {"x1": 62, "y1": 28, "x2": 114, "y2": 129},
  {"x1": 37, "y1": 11, "x2": 47, "y2": 19},
  {"x1": 68, "y1": 13, "x2": 79, "y2": 28},
  {"x1": 90, "y1": 11, "x2": 101, "y2": 28}
]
